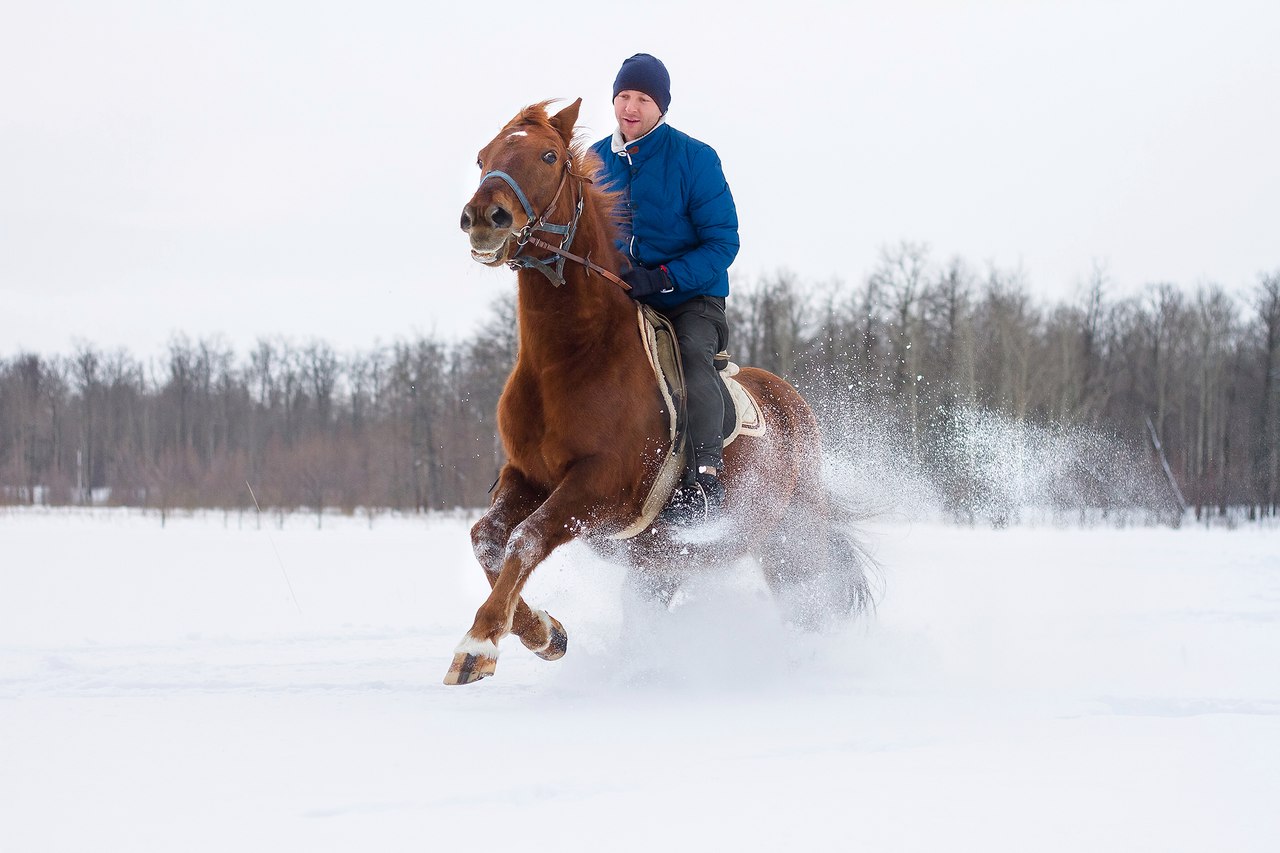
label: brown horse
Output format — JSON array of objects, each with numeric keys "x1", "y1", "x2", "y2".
[{"x1": 446, "y1": 99, "x2": 869, "y2": 684}]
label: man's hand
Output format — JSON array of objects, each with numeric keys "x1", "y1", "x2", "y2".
[{"x1": 622, "y1": 265, "x2": 674, "y2": 299}]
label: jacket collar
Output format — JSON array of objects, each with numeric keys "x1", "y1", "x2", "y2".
[{"x1": 610, "y1": 117, "x2": 669, "y2": 161}]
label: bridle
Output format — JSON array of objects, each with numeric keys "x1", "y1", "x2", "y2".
[{"x1": 476, "y1": 163, "x2": 629, "y2": 291}]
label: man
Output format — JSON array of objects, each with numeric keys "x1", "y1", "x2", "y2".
[{"x1": 590, "y1": 53, "x2": 740, "y2": 525}]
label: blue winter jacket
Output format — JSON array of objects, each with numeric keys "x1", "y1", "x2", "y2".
[{"x1": 590, "y1": 122, "x2": 739, "y2": 311}]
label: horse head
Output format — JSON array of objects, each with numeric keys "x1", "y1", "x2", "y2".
[{"x1": 461, "y1": 99, "x2": 583, "y2": 267}]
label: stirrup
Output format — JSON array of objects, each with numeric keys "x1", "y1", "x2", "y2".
[{"x1": 659, "y1": 471, "x2": 725, "y2": 526}]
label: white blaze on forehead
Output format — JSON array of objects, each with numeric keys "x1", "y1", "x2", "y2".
[{"x1": 506, "y1": 130, "x2": 529, "y2": 138}]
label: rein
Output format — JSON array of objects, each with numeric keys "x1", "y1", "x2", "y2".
[
  {"x1": 521, "y1": 235, "x2": 630, "y2": 291},
  {"x1": 478, "y1": 166, "x2": 630, "y2": 292}
]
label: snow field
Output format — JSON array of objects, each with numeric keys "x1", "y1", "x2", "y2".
[{"x1": 1, "y1": 509, "x2": 1277, "y2": 851}]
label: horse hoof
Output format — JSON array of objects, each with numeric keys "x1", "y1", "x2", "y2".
[
  {"x1": 443, "y1": 652, "x2": 497, "y2": 685},
  {"x1": 443, "y1": 637, "x2": 499, "y2": 685},
  {"x1": 525, "y1": 611, "x2": 568, "y2": 661}
]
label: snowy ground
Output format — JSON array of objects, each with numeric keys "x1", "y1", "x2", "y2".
[{"x1": 1, "y1": 508, "x2": 1278, "y2": 852}]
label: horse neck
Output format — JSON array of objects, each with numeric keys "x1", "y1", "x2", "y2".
[
  {"x1": 515, "y1": 265, "x2": 633, "y2": 358},
  {"x1": 515, "y1": 198, "x2": 634, "y2": 361}
]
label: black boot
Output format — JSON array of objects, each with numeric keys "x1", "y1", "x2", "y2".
[{"x1": 659, "y1": 470, "x2": 726, "y2": 526}]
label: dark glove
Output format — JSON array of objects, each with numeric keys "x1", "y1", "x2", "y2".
[{"x1": 622, "y1": 265, "x2": 674, "y2": 299}]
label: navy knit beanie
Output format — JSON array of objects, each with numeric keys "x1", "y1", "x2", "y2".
[{"x1": 612, "y1": 53, "x2": 671, "y2": 113}]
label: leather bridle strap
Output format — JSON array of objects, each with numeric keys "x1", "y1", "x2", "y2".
[
  {"x1": 478, "y1": 168, "x2": 568, "y2": 235},
  {"x1": 522, "y1": 234, "x2": 632, "y2": 292}
]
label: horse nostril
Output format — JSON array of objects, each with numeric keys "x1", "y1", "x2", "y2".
[
  {"x1": 460, "y1": 208, "x2": 474, "y2": 232},
  {"x1": 489, "y1": 205, "x2": 513, "y2": 229}
]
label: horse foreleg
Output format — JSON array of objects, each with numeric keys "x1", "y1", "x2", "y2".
[
  {"x1": 445, "y1": 467, "x2": 601, "y2": 685},
  {"x1": 475, "y1": 548, "x2": 568, "y2": 665},
  {"x1": 469, "y1": 486, "x2": 565, "y2": 659}
]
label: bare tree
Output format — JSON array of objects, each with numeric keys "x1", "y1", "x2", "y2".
[
  {"x1": 1254, "y1": 271, "x2": 1280, "y2": 514},
  {"x1": 1189, "y1": 285, "x2": 1236, "y2": 516},
  {"x1": 868, "y1": 242, "x2": 931, "y2": 452},
  {"x1": 974, "y1": 264, "x2": 1038, "y2": 420},
  {"x1": 930, "y1": 256, "x2": 976, "y2": 408}
]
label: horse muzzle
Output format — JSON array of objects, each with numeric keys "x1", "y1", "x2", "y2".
[{"x1": 462, "y1": 201, "x2": 518, "y2": 266}]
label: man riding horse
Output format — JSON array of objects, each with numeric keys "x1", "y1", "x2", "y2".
[{"x1": 592, "y1": 53, "x2": 738, "y2": 526}]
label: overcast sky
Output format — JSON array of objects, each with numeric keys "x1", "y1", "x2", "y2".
[{"x1": 3, "y1": 0, "x2": 1277, "y2": 359}]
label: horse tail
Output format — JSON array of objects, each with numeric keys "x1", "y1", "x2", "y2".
[{"x1": 820, "y1": 475, "x2": 879, "y2": 619}]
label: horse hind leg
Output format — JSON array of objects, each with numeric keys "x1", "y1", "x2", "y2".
[
  {"x1": 759, "y1": 522, "x2": 830, "y2": 631},
  {"x1": 759, "y1": 488, "x2": 871, "y2": 630},
  {"x1": 613, "y1": 560, "x2": 689, "y2": 680},
  {"x1": 621, "y1": 561, "x2": 682, "y2": 629}
]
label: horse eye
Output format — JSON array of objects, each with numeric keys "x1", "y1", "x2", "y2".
[
  {"x1": 542, "y1": 151, "x2": 557, "y2": 164},
  {"x1": 476, "y1": 157, "x2": 483, "y2": 169}
]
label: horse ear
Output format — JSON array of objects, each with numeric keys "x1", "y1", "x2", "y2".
[{"x1": 549, "y1": 98, "x2": 582, "y2": 146}]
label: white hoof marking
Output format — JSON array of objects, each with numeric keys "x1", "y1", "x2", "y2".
[
  {"x1": 454, "y1": 636, "x2": 500, "y2": 659},
  {"x1": 529, "y1": 609, "x2": 555, "y2": 652}
]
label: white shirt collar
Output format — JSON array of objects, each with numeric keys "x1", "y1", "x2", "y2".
[{"x1": 610, "y1": 115, "x2": 668, "y2": 155}]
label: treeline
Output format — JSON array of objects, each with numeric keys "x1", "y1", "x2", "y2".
[
  {"x1": 0, "y1": 298, "x2": 517, "y2": 517},
  {"x1": 731, "y1": 245, "x2": 1279, "y2": 521},
  {"x1": 2, "y1": 245, "x2": 1278, "y2": 521}
]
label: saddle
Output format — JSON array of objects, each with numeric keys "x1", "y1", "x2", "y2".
[{"x1": 609, "y1": 304, "x2": 766, "y2": 539}]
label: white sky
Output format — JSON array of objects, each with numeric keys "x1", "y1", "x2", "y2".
[{"x1": 2, "y1": 0, "x2": 1278, "y2": 359}]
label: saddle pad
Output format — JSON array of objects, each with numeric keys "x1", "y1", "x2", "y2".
[{"x1": 722, "y1": 371, "x2": 766, "y2": 445}]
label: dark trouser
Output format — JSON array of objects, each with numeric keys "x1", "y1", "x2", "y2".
[{"x1": 662, "y1": 295, "x2": 728, "y2": 472}]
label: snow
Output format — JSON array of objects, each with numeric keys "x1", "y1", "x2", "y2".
[{"x1": 2, "y1": 508, "x2": 1278, "y2": 851}]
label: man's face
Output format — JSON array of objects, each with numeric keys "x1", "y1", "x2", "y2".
[{"x1": 614, "y1": 90, "x2": 663, "y2": 142}]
